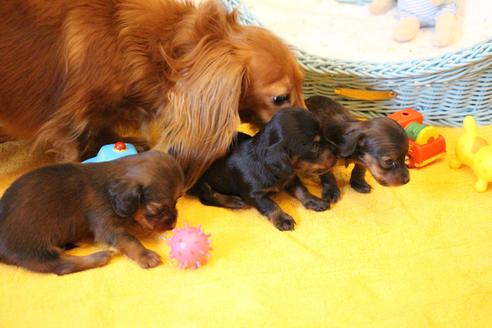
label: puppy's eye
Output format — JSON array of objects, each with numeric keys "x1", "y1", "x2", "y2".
[
  {"x1": 384, "y1": 159, "x2": 397, "y2": 169},
  {"x1": 272, "y1": 94, "x2": 290, "y2": 106},
  {"x1": 312, "y1": 142, "x2": 320, "y2": 153},
  {"x1": 145, "y1": 207, "x2": 164, "y2": 219}
]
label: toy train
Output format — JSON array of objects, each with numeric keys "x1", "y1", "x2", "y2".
[{"x1": 388, "y1": 109, "x2": 446, "y2": 168}]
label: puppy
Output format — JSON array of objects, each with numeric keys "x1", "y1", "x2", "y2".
[
  {"x1": 305, "y1": 96, "x2": 410, "y2": 204},
  {"x1": 0, "y1": 151, "x2": 184, "y2": 275},
  {"x1": 0, "y1": 0, "x2": 304, "y2": 189},
  {"x1": 190, "y1": 108, "x2": 335, "y2": 231}
]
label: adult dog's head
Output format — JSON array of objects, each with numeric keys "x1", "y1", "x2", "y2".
[{"x1": 132, "y1": 1, "x2": 305, "y2": 188}]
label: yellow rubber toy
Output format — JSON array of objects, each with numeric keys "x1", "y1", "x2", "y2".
[{"x1": 449, "y1": 116, "x2": 492, "y2": 192}]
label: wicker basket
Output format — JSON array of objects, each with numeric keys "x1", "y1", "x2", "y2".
[{"x1": 222, "y1": 0, "x2": 492, "y2": 127}]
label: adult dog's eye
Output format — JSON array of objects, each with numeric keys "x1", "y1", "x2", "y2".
[{"x1": 272, "y1": 94, "x2": 290, "y2": 106}]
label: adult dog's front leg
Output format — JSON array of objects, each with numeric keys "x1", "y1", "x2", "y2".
[
  {"x1": 286, "y1": 175, "x2": 329, "y2": 211},
  {"x1": 35, "y1": 120, "x2": 81, "y2": 162},
  {"x1": 245, "y1": 192, "x2": 295, "y2": 231}
]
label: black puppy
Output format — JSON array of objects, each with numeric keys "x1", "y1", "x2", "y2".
[
  {"x1": 190, "y1": 108, "x2": 336, "y2": 231},
  {"x1": 0, "y1": 151, "x2": 184, "y2": 275},
  {"x1": 305, "y1": 96, "x2": 410, "y2": 204}
]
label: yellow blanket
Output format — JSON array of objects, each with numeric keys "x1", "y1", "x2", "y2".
[{"x1": 1, "y1": 126, "x2": 492, "y2": 328}]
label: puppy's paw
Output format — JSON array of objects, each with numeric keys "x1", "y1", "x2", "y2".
[
  {"x1": 350, "y1": 179, "x2": 372, "y2": 193},
  {"x1": 137, "y1": 250, "x2": 162, "y2": 269},
  {"x1": 92, "y1": 250, "x2": 114, "y2": 266},
  {"x1": 224, "y1": 195, "x2": 248, "y2": 209},
  {"x1": 322, "y1": 185, "x2": 341, "y2": 204},
  {"x1": 272, "y1": 213, "x2": 296, "y2": 231},
  {"x1": 303, "y1": 197, "x2": 330, "y2": 211},
  {"x1": 229, "y1": 196, "x2": 248, "y2": 210}
]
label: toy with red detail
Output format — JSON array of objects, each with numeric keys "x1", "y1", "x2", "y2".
[{"x1": 388, "y1": 109, "x2": 446, "y2": 168}]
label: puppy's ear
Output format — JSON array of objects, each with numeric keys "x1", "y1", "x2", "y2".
[
  {"x1": 108, "y1": 180, "x2": 142, "y2": 218},
  {"x1": 264, "y1": 143, "x2": 294, "y2": 179},
  {"x1": 338, "y1": 130, "x2": 364, "y2": 157}
]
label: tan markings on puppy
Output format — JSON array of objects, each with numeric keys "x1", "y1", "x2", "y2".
[
  {"x1": 360, "y1": 153, "x2": 386, "y2": 184},
  {"x1": 134, "y1": 209, "x2": 154, "y2": 231},
  {"x1": 361, "y1": 153, "x2": 408, "y2": 187},
  {"x1": 294, "y1": 149, "x2": 336, "y2": 175}
]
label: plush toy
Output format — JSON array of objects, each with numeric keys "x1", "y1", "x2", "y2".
[
  {"x1": 369, "y1": 0, "x2": 458, "y2": 47},
  {"x1": 449, "y1": 116, "x2": 492, "y2": 192}
]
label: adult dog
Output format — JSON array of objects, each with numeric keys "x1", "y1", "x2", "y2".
[{"x1": 0, "y1": 0, "x2": 304, "y2": 188}]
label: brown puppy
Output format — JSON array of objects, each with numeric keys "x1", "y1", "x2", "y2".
[
  {"x1": 0, "y1": 151, "x2": 184, "y2": 275},
  {"x1": 0, "y1": 0, "x2": 304, "y2": 189},
  {"x1": 305, "y1": 96, "x2": 410, "y2": 204}
]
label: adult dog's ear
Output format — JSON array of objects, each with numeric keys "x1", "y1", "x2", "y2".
[
  {"x1": 264, "y1": 143, "x2": 294, "y2": 179},
  {"x1": 154, "y1": 11, "x2": 247, "y2": 190},
  {"x1": 108, "y1": 180, "x2": 142, "y2": 218},
  {"x1": 338, "y1": 130, "x2": 365, "y2": 157}
]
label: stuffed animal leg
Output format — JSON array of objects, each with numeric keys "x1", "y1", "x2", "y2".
[
  {"x1": 433, "y1": 10, "x2": 457, "y2": 47},
  {"x1": 368, "y1": 0, "x2": 395, "y2": 15},
  {"x1": 369, "y1": 0, "x2": 458, "y2": 47}
]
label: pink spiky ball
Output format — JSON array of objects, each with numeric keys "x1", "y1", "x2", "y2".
[{"x1": 167, "y1": 224, "x2": 212, "y2": 269}]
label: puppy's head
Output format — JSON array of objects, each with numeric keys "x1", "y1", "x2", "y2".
[
  {"x1": 108, "y1": 151, "x2": 184, "y2": 232},
  {"x1": 262, "y1": 108, "x2": 335, "y2": 178},
  {"x1": 339, "y1": 118, "x2": 410, "y2": 187},
  {"x1": 238, "y1": 26, "x2": 305, "y2": 127}
]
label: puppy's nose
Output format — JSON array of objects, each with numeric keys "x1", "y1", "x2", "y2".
[
  {"x1": 402, "y1": 174, "x2": 410, "y2": 184},
  {"x1": 166, "y1": 209, "x2": 178, "y2": 228}
]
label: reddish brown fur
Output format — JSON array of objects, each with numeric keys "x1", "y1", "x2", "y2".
[
  {"x1": 0, "y1": 0, "x2": 304, "y2": 189},
  {"x1": 0, "y1": 151, "x2": 184, "y2": 275}
]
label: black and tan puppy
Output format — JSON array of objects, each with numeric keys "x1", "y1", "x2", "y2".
[
  {"x1": 305, "y1": 96, "x2": 410, "y2": 204},
  {"x1": 0, "y1": 151, "x2": 184, "y2": 275},
  {"x1": 190, "y1": 108, "x2": 336, "y2": 231}
]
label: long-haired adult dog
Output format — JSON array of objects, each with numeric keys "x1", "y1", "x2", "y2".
[
  {"x1": 190, "y1": 108, "x2": 335, "y2": 231},
  {"x1": 0, "y1": 0, "x2": 304, "y2": 189},
  {"x1": 0, "y1": 151, "x2": 184, "y2": 275},
  {"x1": 305, "y1": 96, "x2": 410, "y2": 204}
]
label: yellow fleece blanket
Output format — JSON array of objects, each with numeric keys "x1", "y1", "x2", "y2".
[{"x1": 1, "y1": 126, "x2": 492, "y2": 328}]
